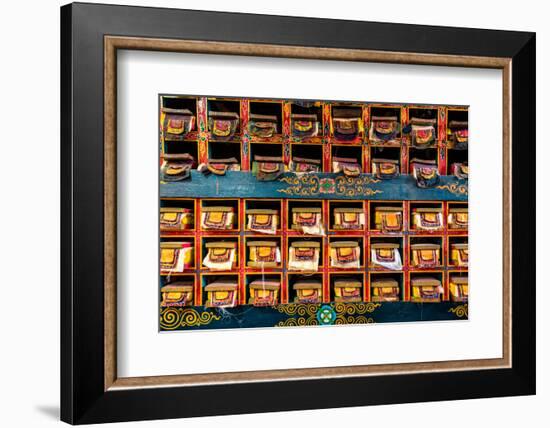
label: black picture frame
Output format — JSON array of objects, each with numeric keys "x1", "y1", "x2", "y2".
[{"x1": 61, "y1": 2, "x2": 535, "y2": 424}]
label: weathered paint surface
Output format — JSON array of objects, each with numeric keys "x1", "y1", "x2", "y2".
[{"x1": 160, "y1": 171, "x2": 468, "y2": 201}]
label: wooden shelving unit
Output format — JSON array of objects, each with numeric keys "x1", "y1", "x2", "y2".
[{"x1": 159, "y1": 95, "x2": 468, "y2": 313}]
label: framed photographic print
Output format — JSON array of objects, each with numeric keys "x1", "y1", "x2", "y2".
[
  {"x1": 157, "y1": 93, "x2": 469, "y2": 330},
  {"x1": 61, "y1": 2, "x2": 536, "y2": 424}
]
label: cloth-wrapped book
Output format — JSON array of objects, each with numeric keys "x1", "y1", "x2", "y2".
[
  {"x1": 247, "y1": 209, "x2": 278, "y2": 234},
  {"x1": 333, "y1": 278, "x2": 363, "y2": 302},
  {"x1": 292, "y1": 279, "x2": 322, "y2": 303},
  {"x1": 369, "y1": 115, "x2": 400, "y2": 142},
  {"x1": 202, "y1": 241, "x2": 237, "y2": 271},
  {"x1": 291, "y1": 207, "x2": 323, "y2": 235},
  {"x1": 448, "y1": 120, "x2": 468, "y2": 149},
  {"x1": 160, "y1": 153, "x2": 194, "y2": 181},
  {"x1": 411, "y1": 207, "x2": 443, "y2": 231},
  {"x1": 204, "y1": 280, "x2": 238, "y2": 308},
  {"x1": 333, "y1": 207, "x2": 365, "y2": 230},
  {"x1": 329, "y1": 241, "x2": 361, "y2": 269},
  {"x1": 411, "y1": 243, "x2": 440, "y2": 268},
  {"x1": 205, "y1": 157, "x2": 241, "y2": 175},
  {"x1": 160, "y1": 242, "x2": 193, "y2": 273},
  {"x1": 247, "y1": 240, "x2": 281, "y2": 268},
  {"x1": 200, "y1": 206, "x2": 235, "y2": 230},
  {"x1": 370, "y1": 243, "x2": 402, "y2": 270},
  {"x1": 248, "y1": 279, "x2": 280, "y2": 306},
  {"x1": 160, "y1": 281, "x2": 194, "y2": 307},
  {"x1": 332, "y1": 107, "x2": 362, "y2": 141},
  {"x1": 410, "y1": 158, "x2": 440, "y2": 188},
  {"x1": 291, "y1": 113, "x2": 319, "y2": 139},
  {"x1": 160, "y1": 207, "x2": 194, "y2": 231},
  {"x1": 372, "y1": 158, "x2": 399, "y2": 180},
  {"x1": 252, "y1": 155, "x2": 285, "y2": 181},
  {"x1": 450, "y1": 243, "x2": 469, "y2": 267},
  {"x1": 162, "y1": 107, "x2": 195, "y2": 140},
  {"x1": 449, "y1": 276, "x2": 469, "y2": 302},
  {"x1": 371, "y1": 278, "x2": 400, "y2": 302},
  {"x1": 450, "y1": 162, "x2": 468, "y2": 179},
  {"x1": 288, "y1": 241, "x2": 320, "y2": 271},
  {"x1": 374, "y1": 206, "x2": 403, "y2": 232},
  {"x1": 409, "y1": 117, "x2": 436, "y2": 148},
  {"x1": 248, "y1": 114, "x2": 278, "y2": 138},
  {"x1": 448, "y1": 207, "x2": 468, "y2": 229},
  {"x1": 208, "y1": 111, "x2": 239, "y2": 140},
  {"x1": 410, "y1": 277, "x2": 443, "y2": 303},
  {"x1": 290, "y1": 156, "x2": 321, "y2": 173},
  {"x1": 332, "y1": 156, "x2": 361, "y2": 177}
]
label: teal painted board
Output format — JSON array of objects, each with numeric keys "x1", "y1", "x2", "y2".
[
  {"x1": 160, "y1": 171, "x2": 468, "y2": 201},
  {"x1": 160, "y1": 302, "x2": 469, "y2": 331}
]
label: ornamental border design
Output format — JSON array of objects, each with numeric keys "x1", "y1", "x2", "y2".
[{"x1": 277, "y1": 174, "x2": 383, "y2": 197}]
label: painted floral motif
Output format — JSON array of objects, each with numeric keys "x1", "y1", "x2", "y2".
[
  {"x1": 319, "y1": 178, "x2": 335, "y2": 194},
  {"x1": 278, "y1": 174, "x2": 381, "y2": 197},
  {"x1": 275, "y1": 302, "x2": 381, "y2": 327}
]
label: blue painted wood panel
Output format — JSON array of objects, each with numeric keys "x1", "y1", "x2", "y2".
[
  {"x1": 159, "y1": 302, "x2": 468, "y2": 331},
  {"x1": 160, "y1": 171, "x2": 468, "y2": 201}
]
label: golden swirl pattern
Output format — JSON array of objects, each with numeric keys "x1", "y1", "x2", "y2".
[
  {"x1": 275, "y1": 302, "x2": 380, "y2": 327},
  {"x1": 160, "y1": 308, "x2": 181, "y2": 330},
  {"x1": 333, "y1": 302, "x2": 381, "y2": 315},
  {"x1": 334, "y1": 176, "x2": 382, "y2": 197},
  {"x1": 356, "y1": 316, "x2": 375, "y2": 324},
  {"x1": 436, "y1": 181, "x2": 468, "y2": 196},
  {"x1": 160, "y1": 307, "x2": 221, "y2": 330},
  {"x1": 448, "y1": 304, "x2": 468, "y2": 318},
  {"x1": 275, "y1": 303, "x2": 318, "y2": 317},
  {"x1": 277, "y1": 174, "x2": 382, "y2": 197},
  {"x1": 277, "y1": 317, "x2": 317, "y2": 327},
  {"x1": 335, "y1": 315, "x2": 374, "y2": 324}
]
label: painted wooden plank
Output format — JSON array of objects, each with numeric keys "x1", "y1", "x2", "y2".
[{"x1": 160, "y1": 171, "x2": 468, "y2": 201}]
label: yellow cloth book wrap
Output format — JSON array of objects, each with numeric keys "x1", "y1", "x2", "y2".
[
  {"x1": 161, "y1": 107, "x2": 195, "y2": 140},
  {"x1": 371, "y1": 278, "x2": 400, "y2": 302},
  {"x1": 371, "y1": 158, "x2": 399, "y2": 179},
  {"x1": 288, "y1": 241, "x2": 320, "y2": 271},
  {"x1": 202, "y1": 241, "x2": 237, "y2": 271},
  {"x1": 329, "y1": 241, "x2": 361, "y2": 269},
  {"x1": 331, "y1": 107, "x2": 363, "y2": 141},
  {"x1": 293, "y1": 279, "x2": 322, "y2": 303},
  {"x1": 449, "y1": 276, "x2": 468, "y2": 302},
  {"x1": 292, "y1": 207, "x2": 323, "y2": 235},
  {"x1": 333, "y1": 207, "x2": 365, "y2": 230},
  {"x1": 448, "y1": 207, "x2": 468, "y2": 229},
  {"x1": 247, "y1": 240, "x2": 281, "y2": 268},
  {"x1": 160, "y1": 281, "x2": 194, "y2": 307},
  {"x1": 333, "y1": 278, "x2": 363, "y2": 302},
  {"x1": 200, "y1": 206, "x2": 235, "y2": 230},
  {"x1": 411, "y1": 207, "x2": 443, "y2": 231},
  {"x1": 160, "y1": 242, "x2": 193, "y2": 273},
  {"x1": 246, "y1": 209, "x2": 278, "y2": 234},
  {"x1": 204, "y1": 280, "x2": 238, "y2": 308},
  {"x1": 160, "y1": 207, "x2": 194, "y2": 231},
  {"x1": 450, "y1": 243, "x2": 469, "y2": 267},
  {"x1": 248, "y1": 279, "x2": 280, "y2": 306},
  {"x1": 410, "y1": 277, "x2": 442, "y2": 303},
  {"x1": 410, "y1": 243, "x2": 441, "y2": 268},
  {"x1": 374, "y1": 206, "x2": 403, "y2": 231},
  {"x1": 370, "y1": 243, "x2": 402, "y2": 270}
]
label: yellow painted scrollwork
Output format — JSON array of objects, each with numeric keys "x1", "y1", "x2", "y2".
[{"x1": 160, "y1": 307, "x2": 221, "y2": 330}]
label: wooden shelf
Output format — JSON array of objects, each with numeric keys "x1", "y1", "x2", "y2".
[{"x1": 159, "y1": 96, "x2": 468, "y2": 316}]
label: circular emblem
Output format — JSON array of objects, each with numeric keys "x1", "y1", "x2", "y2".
[{"x1": 316, "y1": 305, "x2": 336, "y2": 325}]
